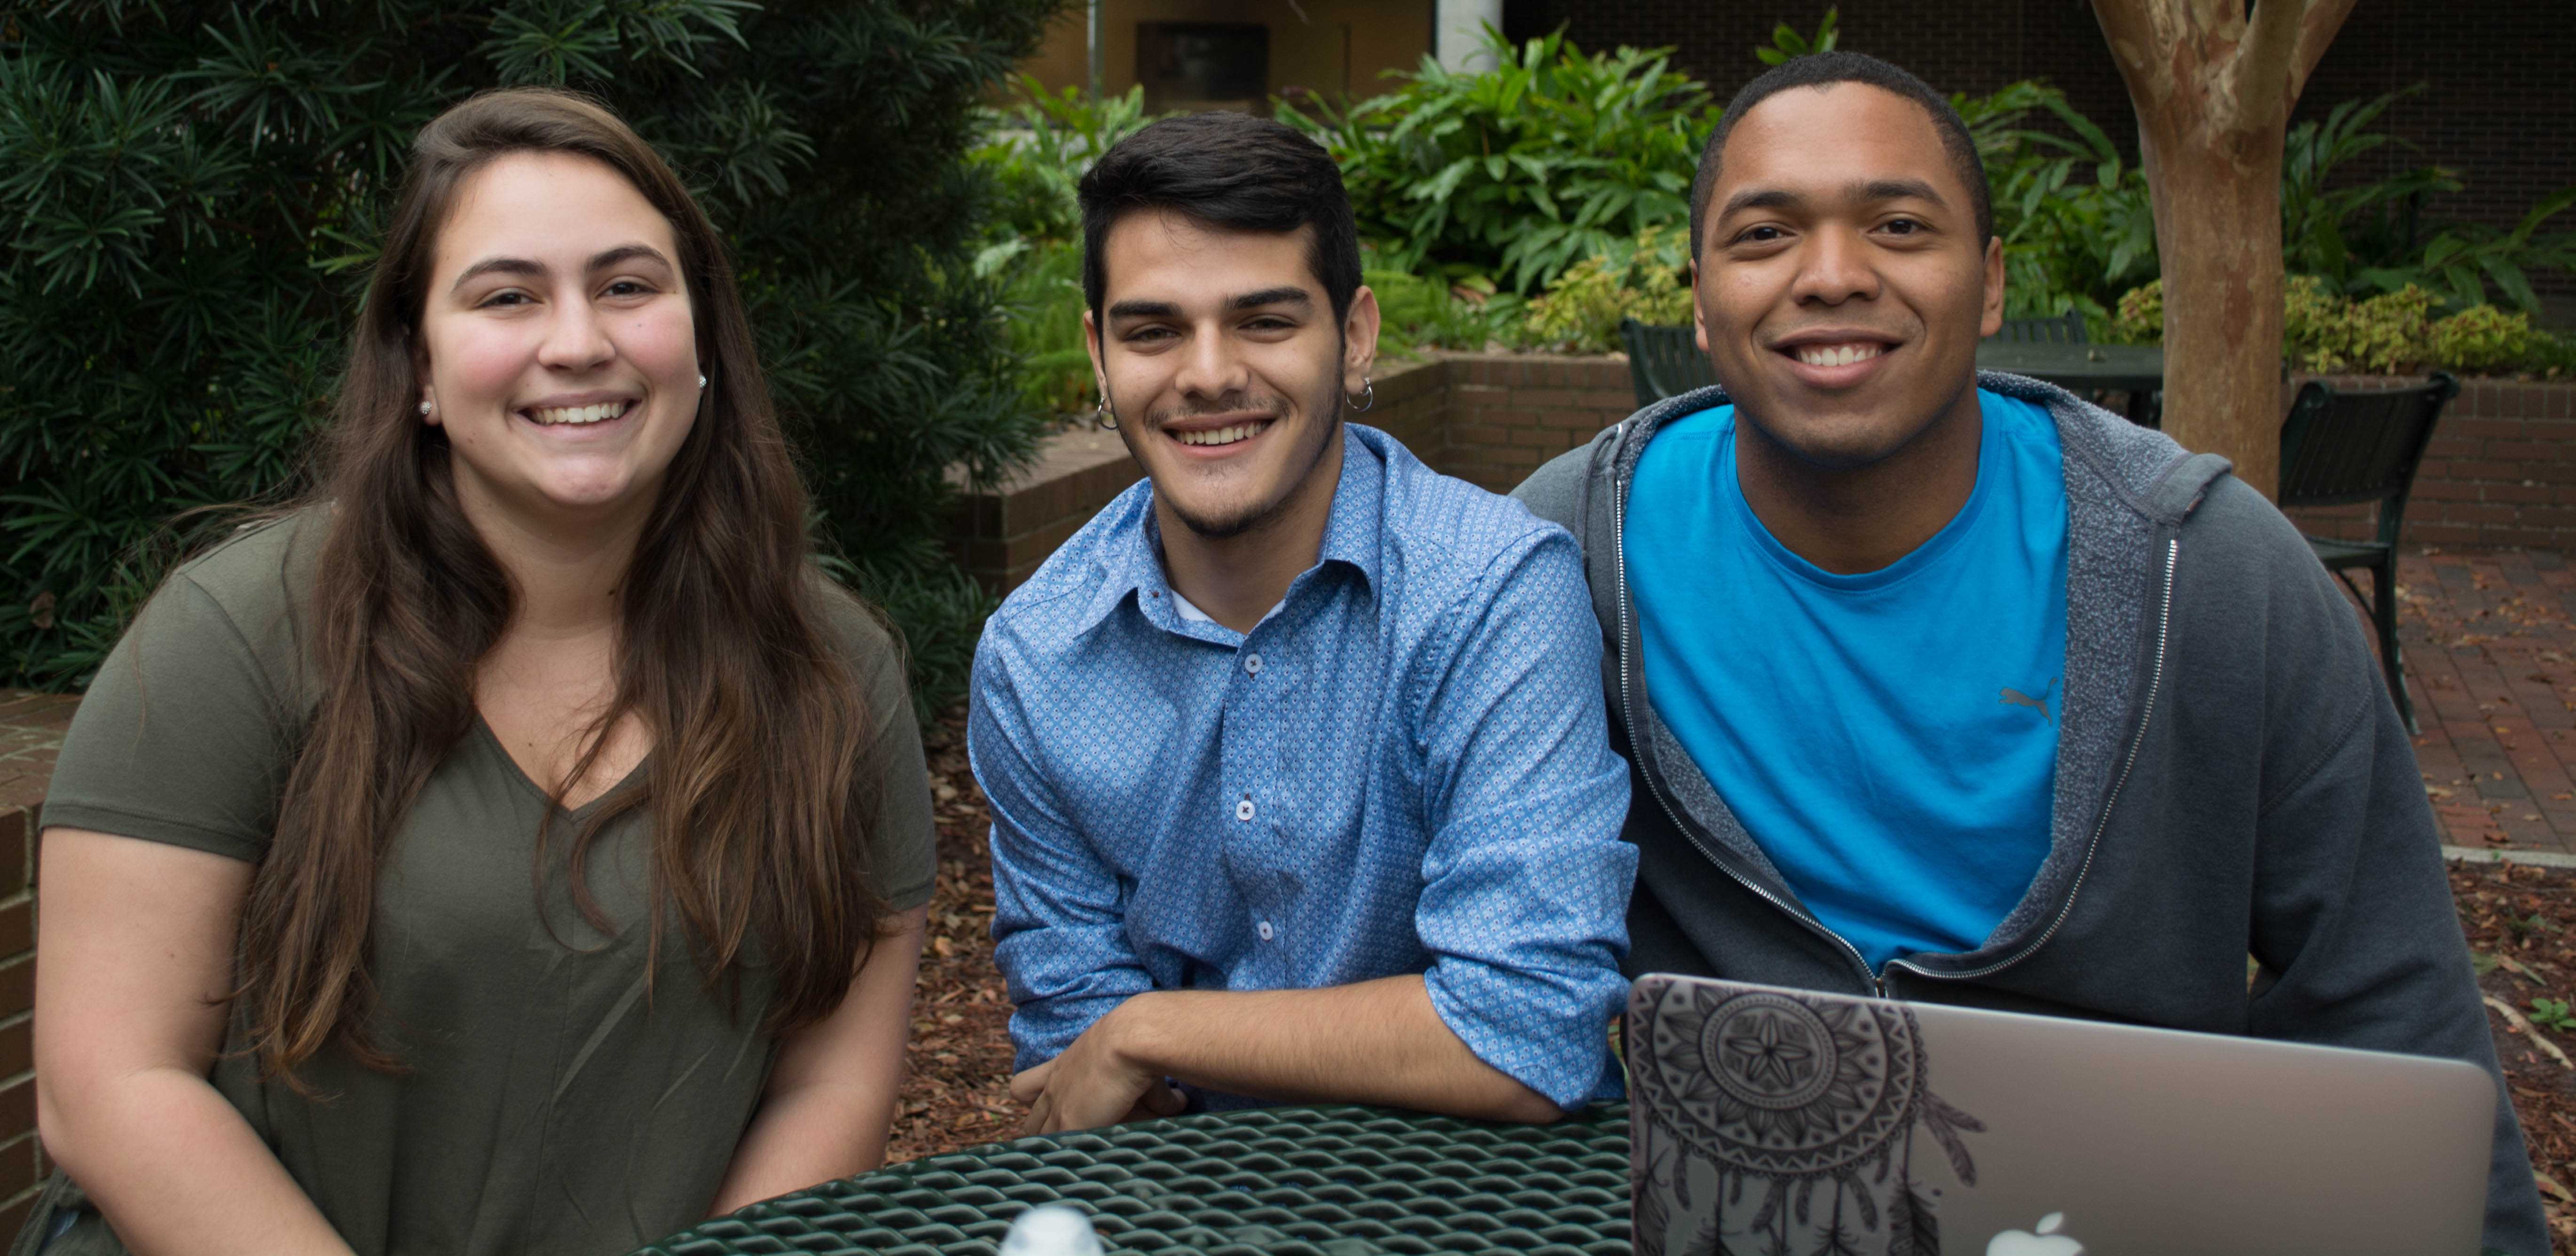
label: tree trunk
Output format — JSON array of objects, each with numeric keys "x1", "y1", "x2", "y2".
[
  {"x1": 2140, "y1": 121, "x2": 2286, "y2": 496},
  {"x1": 2092, "y1": 0, "x2": 2356, "y2": 499}
]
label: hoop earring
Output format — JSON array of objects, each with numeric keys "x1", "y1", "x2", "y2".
[
  {"x1": 1348, "y1": 378, "x2": 1374, "y2": 412},
  {"x1": 1094, "y1": 396, "x2": 1119, "y2": 431}
]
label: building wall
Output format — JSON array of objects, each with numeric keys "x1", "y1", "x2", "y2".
[
  {"x1": 1505, "y1": 0, "x2": 2576, "y2": 299},
  {"x1": 1020, "y1": 0, "x2": 1434, "y2": 109}
]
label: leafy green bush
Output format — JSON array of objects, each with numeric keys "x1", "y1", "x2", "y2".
[
  {"x1": 1367, "y1": 269, "x2": 1531, "y2": 355},
  {"x1": 988, "y1": 237, "x2": 1093, "y2": 419},
  {"x1": 2281, "y1": 274, "x2": 2353, "y2": 368},
  {"x1": 1521, "y1": 223, "x2": 1693, "y2": 353},
  {"x1": 1754, "y1": 7, "x2": 1839, "y2": 65},
  {"x1": 1282, "y1": 26, "x2": 1718, "y2": 295},
  {"x1": 2280, "y1": 87, "x2": 2458, "y2": 294},
  {"x1": 1974, "y1": 82, "x2": 2570, "y2": 328},
  {"x1": 1962, "y1": 81, "x2": 2158, "y2": 333},
  {"x1": 969, "y1": 75, "x2": 1156, "y2": 249},
  {"x1": 2279, "y1": 88, "x2": 2576, "y2": 315},
  {"x1": 0, "y1": 0, "x2": 1065, "y2": 711},
  {"x1": 2426, "y1": 305, "x2": 2538, "y2": 375},
  {"x1": 969, "y1": 76, "x2": 1165, "y2": 419},
  {"x1": 2113, "y1": 276, "x2": 2552, "y2": 376},
  {"x1": 2110, "y1": 281, "x2": 2164, "y2": 346}
]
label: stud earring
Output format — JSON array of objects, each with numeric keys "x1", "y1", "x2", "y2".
[
  {"x1": 697, "y1": 373, "x2": 706, "y2": 389},
  {"x1": 418, "y1": 400, "x2": 432, "y2": 416}
]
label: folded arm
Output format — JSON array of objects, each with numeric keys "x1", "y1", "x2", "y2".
[
  {"x1": 1011, "y1": 974, "x2": 1556, "y2": 1134},
  {"x1": 34, "y1": 828, "x2": 355, "y2": 1256}
]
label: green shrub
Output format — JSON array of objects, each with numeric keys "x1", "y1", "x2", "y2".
[
  {"x1": 969, "y1": 77, "x2": 1163, "y2": 419},
  {"x1": 2281, "y1": 275, "x2": 2350, "y2": 369},
  {"x1": 1367, "y1": 269, "x2": 1531, "y2": 355},
  {"x1": 1521, "y1": 223, "x2": 1693, "y2": 353},
  {"x1": 2111, "y1": 281, "x2": 2165, "y2": 345},
  {"x1": 1975, "y1": 81, "x2": 2572, "y2": 325},
  {"x1": 0, "y1": 1, "x2": 1067, "y2": 713},
  {"x1": 2425, "y1": 305, "x2": 2535, "y2": 375},
  {"x1": 1963, "y1": 80, "x2": 2158, "y2": 334},
  {"x1": 1282, "y1": 26, "x2": 1717, "y2": 295},
  {"x1": 984, "y1": 237, "x2": 1093, "y2": 419},
  {"x1": 2112, "y1": 277, "x2": 2554, "y2": 376},
  {"x1": 2324, "y1": 286, "x2": 2439, "y2": 375},
  {"x1": 969, "y1": 75, "x2": 1157, "y2": 249}
]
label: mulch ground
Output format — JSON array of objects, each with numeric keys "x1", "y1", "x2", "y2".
[
  {"x1": 894, "y1": 703, "x2": 2576, "y2": 1248},
  {"x1": 2455, "y1": 858, "x2": 2576, "y2": 1248},
  {"x1": 885, "y1": 705, "x2": 1019, "y2": 1165}
]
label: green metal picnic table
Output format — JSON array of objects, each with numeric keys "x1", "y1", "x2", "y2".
[
  {"x1": 1972, "y1": 340, "x2": 2164, "y2": 395},
  {"x1": 1975, "y1": 341, "x2": 2165, "y2": 425},
  {"x1": 628, "y1": 1103, "x2": 1633, "y2": 1256}
]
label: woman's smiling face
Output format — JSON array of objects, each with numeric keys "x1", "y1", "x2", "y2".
[{"x1": 418, "y1": 150, "x2": 702, "y2": 530}]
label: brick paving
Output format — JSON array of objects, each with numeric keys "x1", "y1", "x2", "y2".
[{"x1": 2400, "y1": 547, "x2": 2576, "y2": 852}]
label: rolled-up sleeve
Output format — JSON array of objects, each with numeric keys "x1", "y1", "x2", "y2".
[
  {"x1": 972, "y1": 619, "x2": 1157, "y2": 1071},
  {"x1": 1413, "y1": 530, "x2": 1636, "y2": 1110}
]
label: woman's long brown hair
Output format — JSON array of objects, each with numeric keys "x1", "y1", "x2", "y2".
[{"x1": 234, "y1": 88, "x2": 890, "y2": 1080}]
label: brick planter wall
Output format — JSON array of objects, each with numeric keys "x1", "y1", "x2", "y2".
[
  {"x1": 952, "y1": 356, "x2": 2576, "y2": 593},
  {"x1": 0, "y1": 695, "x2": 67, "y2": 1236}
]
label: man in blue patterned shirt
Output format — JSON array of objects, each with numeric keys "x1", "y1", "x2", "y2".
[{"x1": 970, "y1": 112, "x2": 1636, "y2": 1134}]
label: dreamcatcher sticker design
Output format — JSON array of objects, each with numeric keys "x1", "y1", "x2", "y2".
[{"x1": 1631, "y1": 982, "x2": 1987, "y2": 1256}]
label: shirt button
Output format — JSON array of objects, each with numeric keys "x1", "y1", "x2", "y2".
[
  {"x1": 1244, "y1": 652, "x2": 1263, "y2": 675},
  {"x1": 1257, "y1": 921, "x2": 1275, "y2": 941},
  {"x1": 1236, "y1": 798, "x2": 1256, "y2": 822}
]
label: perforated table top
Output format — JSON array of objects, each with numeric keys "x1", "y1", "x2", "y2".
[{"x1": 631, "y1": 1103, "x2": 1634, "y2": 1256}]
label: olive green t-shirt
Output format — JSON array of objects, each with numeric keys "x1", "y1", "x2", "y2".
[{"x1": 31, "y1": 513, "x2": 936, "y2": 1256}]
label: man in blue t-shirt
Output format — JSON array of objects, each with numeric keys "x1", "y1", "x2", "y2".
[{"x1": 1515, "y1": 51, "x2": 2545, "y2": 1254}]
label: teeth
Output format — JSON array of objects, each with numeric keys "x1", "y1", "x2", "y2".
[
  {"x1": 1175, "y1": 421, "x2": 1268, "y2": 447},
  {"x1": 1795, "y1": 343, "x2": 1885, "y2": 368},
  {"x1": 528, "y1": 401, "x2": 629, "y2": 426}
]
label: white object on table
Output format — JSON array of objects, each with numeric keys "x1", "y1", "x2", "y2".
[{"x1": 1000, "y1": 1205, "x2": 1104, "y2": 1256}]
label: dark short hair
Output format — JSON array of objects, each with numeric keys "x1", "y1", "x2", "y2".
[
  {"x1": 1079, "y1": 111, "x2": 1362, "y2": 333},
  {"x1": 1689, "y1": 51, "x2": 1992, "y2": 257}
]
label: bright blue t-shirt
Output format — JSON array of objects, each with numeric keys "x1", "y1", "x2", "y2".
[{"x1": 1627, "y1": 391, "x2": 2068, "y2": 972}]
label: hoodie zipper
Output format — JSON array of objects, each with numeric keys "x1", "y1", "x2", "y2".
[
  {"x1": 1887, "y1": 534, "x2": 2181, "y2": 985},
  {"x1": 1613, "y1": 475, "x2": 1885, "y2": 995}
]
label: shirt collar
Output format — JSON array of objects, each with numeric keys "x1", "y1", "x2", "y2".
[{"x1": 1070, "y1": 423, "x2": 1390, "y2": 637}]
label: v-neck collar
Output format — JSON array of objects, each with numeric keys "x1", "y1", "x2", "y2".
[{"x1": 471, "y1": 713, "x2": 651, "y2": 819}]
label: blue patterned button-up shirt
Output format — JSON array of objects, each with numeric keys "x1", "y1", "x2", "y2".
[{"x1": 970, "y1": 424, "x2": 1635, "y2": 1110}]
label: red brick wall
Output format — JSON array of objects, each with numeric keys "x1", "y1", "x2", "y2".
[
  {"x1": 1438, "y1": 354, "x2": 1635, "y2": 492},
  {"x1": 2378, "y1": 377, "x2": 2576, "y2": 550},
  {"x1": 0, "y1": 693, "x2": 66, "y2": 1234},
  {"x1": 0, "y1": 807, "x2": 33, "y2": 1236}
]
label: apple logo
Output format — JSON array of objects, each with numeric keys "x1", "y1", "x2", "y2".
[{"x1": 1986, "y1": 1212, "x2": 2084, "y2": 1256}]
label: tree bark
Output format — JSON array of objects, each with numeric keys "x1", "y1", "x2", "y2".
[{"x1": 2092, "y1": 0, "x2": 2356, "y2": 499}]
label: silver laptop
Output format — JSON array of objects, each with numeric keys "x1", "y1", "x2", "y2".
[{"x1": 1626, "y1": 973, "x2": 2495, "y2": 1255}]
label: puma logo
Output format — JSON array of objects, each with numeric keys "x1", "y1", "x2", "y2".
[{"x1": 2001, "y1": 677, "x2": 2060, "y2": 727}]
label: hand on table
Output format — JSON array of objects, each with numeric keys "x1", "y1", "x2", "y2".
[{"x1": 1011, "y1": 1003, "x2": 1185, "y2": 1136}]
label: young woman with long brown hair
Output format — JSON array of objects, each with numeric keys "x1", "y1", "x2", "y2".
[{"x1": 20, "y1": 89, "x2": 934, "y2": 1256}]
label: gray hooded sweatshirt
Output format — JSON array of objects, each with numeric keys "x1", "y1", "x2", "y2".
[{"x1": 1514, "y1": 373, "x2": 2546, "y2": 1255}]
